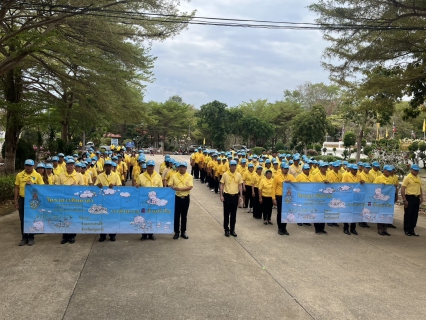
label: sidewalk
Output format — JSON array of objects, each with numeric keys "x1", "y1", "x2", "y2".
[{"x1": 1, "y1": 155, "x2": 425, "y2": 319}]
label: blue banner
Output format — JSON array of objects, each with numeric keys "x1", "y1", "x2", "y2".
[
  {"x1": 24, "y1": 185, "x2": 175, "y2": 234},
  {"x1": 281, "y1": 183, "x2": 395, "y2": 223}
]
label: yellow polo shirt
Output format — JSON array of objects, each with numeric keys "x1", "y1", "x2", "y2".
[
  {"x1": 326, "y1": 170, "x2": 342, "y2": 183},
  {"x1": 95, "y1": 172, "x2": 121, "y2": 187},
  {"x1": 289, "y1": 164, "x2": 302, "y2": 177},
  {"x1": 374, "y1": 175, "x2": 393, "y2": 185},
  {"x1": 311, "y1": 171, "x2": 328, "y2": 182},
  {"x1": 53, "y1": 165, "x2": 63, "y2": 176},
  {"x1": 296, "y1": 172, "x2": 311, "y2": 182},
  {"x1": 220, "y1": 170, "x2": 243, "y2": 195},
  {"x1": 402, "y1": 173, "x2": 421, "y2": 196},
  {"x1": 56, "y1": 171, "x2": 84, "y2": 186},
  {"x1": 243, "y1": 170, "x2": 255, "y2": 186},
  {"x1": 342, "y1": 172, "x2": 361, "y2": 183},
  {"x1": 251, "y1": 173, "x2": 263, "y2": 188},
  {"x1": 258, "y1": 177, "x2": 273, "y2": 197},
  {"x1": 272, "y1": 172, "x2": 296, "y2": 200},
  {"x1": 15, "y1": 169, "x2": 44, "y2": 197},
  {"x1": 360, "y1": 171, "x2": 374, "y2": 183},
  {"x1": 369, "y1": 169, "x2": 382, "y2": 181},
  {"x1": 137, "y1": 171, "x2": 162, "y2": 187},
  {"x1": 170, "y1": 172, "x2": 193, "y2": 197}
]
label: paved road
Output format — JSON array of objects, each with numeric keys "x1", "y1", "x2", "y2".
[{"x1": 1, "y1": 154, "x2": 425, "y2": 319}]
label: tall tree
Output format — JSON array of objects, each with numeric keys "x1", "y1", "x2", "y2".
[{"x1": 196, "y1": 100, "x2": 229, "y2": 149}]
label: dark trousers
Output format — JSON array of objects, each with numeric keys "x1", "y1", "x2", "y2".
[
  {"x1": 214, "y1": 177, "x2": 219, "y2": 194},
  {"x1": 314, "y1": 223, "x2": 325, "y2": 232},
  {"x1": 262, "y1": 197, "x2": 273, "y2": 221},
  {"x1": 344, "y1": 223, "x2": 356, "y2": 231},
  {"x1": 18, "y1": 197, "x2": 34, "y2": 240},
  {"x1": 191, "y1": 165, "x2": 194, "y2": 176},
  {"x1": 127, "y1": 165, "x2": 133, "y2": 181},
  {"x1": 253, "y1": 188, "x2": 261, "y2": 218},
  {"x1": 174, "y1": 195, "x2": 190, "y2": 233},
  {"x1": 244, "y1": 187, "x2": 253, "y2": 208},
  {"x1": 404, "y1": 195, "x2": 420, "y2": 233},
  {"x1": 194, "y1": 163, "x2": 200, "y2": 179},
  {"x1": 276, "y1": 196, "x2": 287, "y2": 231},
  {"x1": 62, "y1": 233, "x2": 76, "y2": 240},
  {"x1": 100, "y1": 233, "x2": 116, "y2": 238},
  {"x1": 200, "y1": 168, "x2": 206, "y2": 183},
  {"x1": 223, "y1": 193, "x2": 238, "y2": 231}
]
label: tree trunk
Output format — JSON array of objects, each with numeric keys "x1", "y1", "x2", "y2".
[
  {"x1": 60, "y1": 91, "x2": 74, "y2": 142},
  {"x1": 3, "y1": 68, "x2": 23, "y2": 173},
  {"x1": 356, "y1": 128, "x2": 363, "y2": 162}
]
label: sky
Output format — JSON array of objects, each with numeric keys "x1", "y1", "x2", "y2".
[{"x1": 144, "y1": 0, "x2": 330, "y2": 108}]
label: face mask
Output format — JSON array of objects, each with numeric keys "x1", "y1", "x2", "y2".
[{"x1": 92, "y1": 161, "x2": 96, "y2": 165}]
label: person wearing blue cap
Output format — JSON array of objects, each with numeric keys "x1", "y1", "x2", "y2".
[
  {"x1": 243, "y1": 163, "x2": 255, "y2": 212},
  {"x1": 252, "y1": 165, "x2": 264, "y2": 219},
  {"x1": 55, "y1": 158, "x2": 85, "y2": 244},
  {"x1": 136, "y1": 159, "x2": 162, "y2": 241},
  {"x1": 169, "y1": 162, "x2": 193, "y2": 239},
  {"x1": 51, "y1": 156, "x2": 64, "y2": 176},
  {"x1": 370, "y1": 161, "x2": 382, "y2": 181},
  {"x1": 164, "y1": 159, "x2": 178, "y2": 187},
  {"x1": 191, "y1": 148, "x2": 203, "y2": 180},
  {"x1": 289, "y1": 156, "x2": 302, "y2": 178},
  {"x1": 57, "y1": 153, "x2": 66, "y2": 169},
  {"x1": 44, "y1": 163, "x2": 55, "y2": 185},
  {"x1": 272, "y1": 163, "x2": 296, "y2": 235},
  {"x1": 14, "y1": 159, "x2": 44, "y2": 246},
  {"x1": 220, "y1": 160, "x2": 243, "y2": 237},
  {"x1": 295, "y1": 164, "x2": 313, "y2": 227},
  {"x1": 259, "y1": 169, "x2": 274, "y2": 225},
  {"x1": 401, "y1": 164, "x2": 423, "y2": 236},
  {"x1": 373, "y1": 166, "x2": 395, "y2": 236},
  {"x1": 311, "y1": 162, "x2": 331, "y2": 234}
]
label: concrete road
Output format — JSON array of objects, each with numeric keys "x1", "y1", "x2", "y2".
[{"x1": 1, "y1": 154, "x2": 425, "y2": 320}]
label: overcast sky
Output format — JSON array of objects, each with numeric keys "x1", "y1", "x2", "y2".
[{"x1": 144, "y1": 0, "x2": 330, "y2": 108}]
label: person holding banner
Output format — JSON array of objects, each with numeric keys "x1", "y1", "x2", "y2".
[
  {"x1": 311, "y1": 162, "x2": 330, "y2": 234},
  {"x1": 14, "y1": 159, "x2": 44, "y2": 246},
  {"x1": 56, "y1": 159, "x2": 85, "y2": 244},
  {"x1": 169, "y1": 162, "x2": 193, "y2": 240},
  {"x1": 136, "y1": 160, "x2": 162, "y2": 241},
  {"x1": 259, "y1": 169, "x2": 274, "y2": 225},
  {"x1": 220, "y1": 160, "x2": 244, "y2": 237},
  {"x1": 272, "y1": 163, "x2": 295, "y2": 236},
  {"x1": 373, "y1": 166, "x2": 394, "y2": 236},
  {"x1": 295, "y1": 164, "x2": 312, "y2": 227},
  {"x1": 325, "y1": 162, "x2": 342, "y2": 227},
  {"x1": 401, "y1": 164, "x2": 423, "y2": 237},
  {"x1": 95, "y1": 160, "x2": 121, "y2": 242}
]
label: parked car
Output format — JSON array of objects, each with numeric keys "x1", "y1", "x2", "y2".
[
  {"x1": 99, "y1": 145, "x2": 111, "y2": 151},
  {"x1": 188, "y1": 145, "x2": 202, "y2": 152}
]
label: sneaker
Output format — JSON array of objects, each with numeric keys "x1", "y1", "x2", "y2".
[
  {"x1": 27, "y1": 238, "x2": 35, "y2": 246},
  {"x1": 210, "y1": 189, "x2": 214, "y2": 192},
  {"x1": 19, "y1": 238, "x2": 28, "y2": 246}
]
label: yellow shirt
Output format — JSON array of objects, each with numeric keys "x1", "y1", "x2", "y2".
[
  {"x1": 251, "y1": 173, "x2": 264, "y2": 188},
  {"x1": 56, "y1": 171, "x2": 84, "y2": 186},
  {"x1": 117, "y1": 161, "x2": 127, "y2": 180},
  {"x1": 258, "y1": 177, "x2": 273, "y2": 197},
  {"x1": 402, "y1": 173, "x2": 422, "y2": 196},
  {"x1": 326, "y1": 170, "x2": 342, "y2": 183},
  {"x1": 311, "y1": 171, "x2": 328, "y2": 182},
  {"x1": 133, "y1": 165, "x2": 142, "y2": 180},
  {"x1": 47, "y1": 175, "x2": 55, "y2": 185},
  {"x1": 89, "y1": 166, "x2": 98, "y2": 180},
  {"x1": 220, "y1": 170, "x2": 243, "y2": 195},
  {"x1": 374, "y1": 175, "x2": 393, "y2": 185},
  {"x1": 15, "y1": 169, "x2": 44, "y2": 197},
  {"x1": 360, "y1": 171, "x2": 374, "y2": 183},
  {"x1": 136, "y1": 171, "x2": 162, "y2": 187},
  {"x1": 369, "y1": 169, "x2": 382, "y2": 181},
  {"x1": 160, "y1": 162, "x2": 167, "y2": 175},
  {"x1": 289, "y1": 164, "x2": 302, "y2": 177},
  {"x1": 53, "y1": 165, "x2": 64, "y2": 176},
  {"x1": 272, "y1": 172, "x2": 296, "y2": 199},
  {"x1": 95, "y1": 172, "x2": 122, "y2": 187},
  {"x1": 170, "y1": 172, "x2": 193, "y2": 197},
  {"x1": 243, "y1": 171, "x2": 254, "y2": 186},
  {"x1": 296, "y1": 172, "x2": 311, "y2": 182},
  {"x1": 165, "y1": 169, "x2": 177, "y2": 186},
  {"x1": 342, "y1": 172, "x2": 361, "y2": 183},
  {"x1": 194, "y1": 152, "x2": 204, "y2": 164}
]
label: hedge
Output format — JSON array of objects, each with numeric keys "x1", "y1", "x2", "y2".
[{"x1": 0, "y1": 175, "x2": 15, "y2": 202}]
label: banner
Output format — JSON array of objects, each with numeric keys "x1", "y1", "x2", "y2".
[
  {"x1": 24, "y1": 185, "x2": 175, "y2": 234},
  {"x1": 111, "y1": 138, "x2": 119, "y2": 147},
  {"x1": 281, "y1": 183, "x2": 395, "y2": 223}
]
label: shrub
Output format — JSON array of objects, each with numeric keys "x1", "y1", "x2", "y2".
[
  {"x1": 314, "y1": 144, "x2": 322, "y2": 153},
  {"x1": 274, "y1": 140, "x2": 285, "y2": 152},
  {"x1": 307, "y1": 149, "x2": 318, "y2": 156},
  {"x1": 276, "y1": 149, "x2": 286, "y2": 155},
  {"x1": 2, "y1": 139, "x2": 37, "y2": 170},
  {"x1": 0, "y1": 175, "x2": 15, "y2": 202},
  {"x1": 363, "y1": 145, "x2": 373, "y2": 155},
  {"x1": 251, "y1": 147, "x2": 264, "y2": 155}
]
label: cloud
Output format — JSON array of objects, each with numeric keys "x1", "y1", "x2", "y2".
[
  {"x1": 328, "y1": 198, "x2": 346, "y2": 208},
  {"x1": 145, "y1": 0, "x2": 330, "y2": 107},
  {"x1": 80, "y1": 190, "x2": 96, "y2": 198},
  {"x1": 353, "y1": 188, "x2": 361, "y2": 193},
  {"x1": 88, "y1": 204, "x2": 108, "y2": 214},
  {"x1": 103, "y1": 189, "x2": 117, "y2": 195},
  {"x1": 120, "y1": 192, "x2": 131, "y2": 198}
]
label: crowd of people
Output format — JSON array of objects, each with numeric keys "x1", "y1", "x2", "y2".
[
  {"x1": 189, "y1": 147, "x2": 423, "y2": 238},
  {"x1": 13, "y1": 146, "x2": 423, "y2": 246}
]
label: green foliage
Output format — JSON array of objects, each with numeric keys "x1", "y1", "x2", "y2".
[
  {"x1": 251, "y1": 147, "x2": 264, "y2": 155},
  {"x1": 274, "y1": 140, "x2": 285, "y2": 152},
  {"x1": 312, "y1": 155, "x2": 343, "y2": 162},
  {"x1": 363, "y1": 146, "x2": 373, "y2": 155},
  {"x1": 0, "y1": 175, "x2": 15, "y2": 202},
  {"x1": 56, "y1": 139, "x2": 75, "y2": 156},
  {"x1": 197, "y1": 101, "x2": 229, "y2": 149},
  {"x1": 277, "y1": 149, "x2": 286, "y2": 154},
  {"x1": 2, "y1": 139, "x2": 36, "y2": 170},
  {"x1": 343, "y1": 132, "x2": 356, "y2": 148},
  {"x1": 314, "y1": 144, "x2": 322, "y2": 152}
]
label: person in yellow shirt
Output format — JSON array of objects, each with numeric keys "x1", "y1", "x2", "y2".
[
  {"x1": 162, "y1": 159, "x2": 173, "y2": 187},
  {"x1": 289, "y1": 156, "x2": 302, "y2": 178},
  {"x1": 132, "y1": 157, "x2": 145, "y2": 186},
  {"x1": 57, "y1": 153, "x2": 66, "y2": 169},
  {"x1": 401, "y1": 164, "x2": 423, "y2": 236},
  {"x1": 111, "y1": 162, "x2": 122, "y2": 182},
  {"x1": 342, "y1": 164, "x2": 365, "y2": 235},
  {"x1": 369, "y1": 162, "x2": 382, "y2": 181},
  {"x1": 165, "y1": 160, "x2": 177, "y2": 187},
  {"x1": 136, "y1": 159, "x2": 162, "y2": 241},
  {"x1": 51, "y1": 156, "x2": 64, "y2": 176},
  {"x1": 311, "y1": 161, "x2": 320, "y2": 176},
  {"x1": 45, "y1": 163, "x2": 56, "y2": 185},
  {"x1": 295, "y1": 164, "x2": 313, "y2": 227},
  {"x1": 311, "y1": 162, "x2": 330, "y2": 234},
  {"x1": 259, "y1": 169, "x2": 274, "y2": 225},
  {"x1": 360, "y1": 163, "x2": 374, "y2": 183},
  {"x1": 95, "y1": 160, "x2": 121, "y2": 242},
  {"x1": 325, "y1": 162, "x2": 342, "y2": 227},
  {"x1": 14, "y1": 159, "x2": 44, "y2": 246},
  {"x1": 271, "y1": 160, "x2": 279, "y2": 177},
  {"x1": 160, "y1": 155, "x2": 170, "y2": 175},
  {"x1": 193, "y1": 148, "x2": 203, "y2": 180},
  {"x1": 243, "y1": 163, "x2": 255, "y2": 213},
  {"x1": 116, "y1": 155, "x2": 128, "y2": 186},
  {"x1": 80, "y1": 163, "x2": 91, "y2": 186},
  {"x1": 220, "y1": 160, "x2": 243, "y2": 237},
  {"x1": 56, "y1": 159, "x2": 85, "y2": 244},
  {"x1": 272, "y1": 163, "x2": 295, "y2": 236},
  {"x1": 373, "y1": 166, "x2": 395, "y2": 236},
  {"x1": 251, "y1": 165, "x2": 264, "y2": 219},
  {"x1": 170, "y1": 161, "x2": 193, "y2": 240}
]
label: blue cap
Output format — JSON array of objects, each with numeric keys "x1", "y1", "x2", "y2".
[
  {"x1": 273, "y1": 160, "x2": 279, "y2": 165},
  {"x1": 178, "y1": 161, "x2": 188, "y2": 167},
  {"x1": 229, "y1": 160, "x2": 237, "y2": 166},
  {"x1": 281, "y1": 163, "x2": 289, "y2": 169},
  {"x1": 364, "y1": 163, "x2": 372, "y2": 168},
  {"x1": 45, "y1": 163, "x2": 53, "y2": 169},
  {"x1": 372, "y1": 161, "x2": 380, "y2": 167},
  {"x1": 92, "y1": 156, "x2": 98, "y2": 161},
  {"x1": 75, "y1": 162, "x2": 82, "y2": 168},
  {"x1": 248, "y1": 163, "x2": 254, "y2": 168},
  {"x1": 289, "y1": 160, "x2": 294, "y2": 165},
  {"x1": 51, "y1": 156, "x2": 59, "y2": 161},
  {"x1": 286, "y1": 154, "x2": 291, "y2": 157},
  {"x1": 147, "y1": 160, "x2": 155, "y2": 166},
  {"x1": 117, "y1": 154, "x2": 122, "y2": 158},
  {"x1": 332, "y1": 162, "x2": 340, "y2": 167},
  {"x1": 302, "y1": 164, "x2": 310, "y2": 170},
  {"x1": 24, "y1": 159, "x2": 35, "y2": 166},
  {"x1": 383, "y1": 165, "x2": 391, "y2": 171},
  {"x1": 36, "y1": 163, "x2": 45, "y2": 169},
  {"x1": 357, "y1": 162, "x2": 364, "y2": 166},
  {"x1": 58, "y1": 153, "x2": 64, "y2": 157},
  {"x1": 104, "y1": 160, "x2": 113, "y2": 166},
  {"x1": 112, "y1": 162, "x2": 117, "y2": 167},
  {"x1": 411, "y1": 164, "x2": 420, "y2": 171},
  {"x1": 351, "y1": 164, "x2": 359, "y2": 170},
  {"x1": 343, "y1": 161, "x2": 348, "y2": 165},
  {"x1": 241, "y1": 159, "x2": 247, "y2": 163},
  {"x1": 111, "y1": 156, "x2": 118, "y2": 160},
  {"x1": 388, "y1": 165, "x2": 395, "y2": 171},
  {"x1": 293, "y1": 156, "x2": 300, "y2": 161},
  {"x1": 142, "y1": 164, "x2": 147, "y2": 169},
  {"x1": 265, "y1": 159, "x2": 271, "y2": 164},
  {"x1": 259, "y1": 159, "x2": 264, "y2": 163},
  {"x1": 256, "y1": 165, "x2": 263, "y2": 170},
  {"x1": 95, "y1": 151, "x2": 100, "y2": 154},
  {"x1": 66, "y1": 159, "x2": 75, "y2": 164},
  {"x1": 320, "y1": 162, "x2": 328, "y2": 167},
  {"x1": 81, "y1": 163, "x2": 87, "y2": 169}
]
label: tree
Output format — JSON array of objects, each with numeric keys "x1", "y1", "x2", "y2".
[
  {"x1": 196, "y1": 101, "x2": 229, "y2": 149},
  {"x1": 291, "y1": 105, "x2": 329, "y2": 155},
  {"x1": 309, "y1": 1, "x2": 426, "y2": 117}
]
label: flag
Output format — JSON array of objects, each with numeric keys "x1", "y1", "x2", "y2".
[
  {"x1": 203, "y1": 138, "x2": 206, "y2": 145},
  {"x1": 392, "y1": 122, "x2": 396, "y2": 133},
  {"x1": 386, "y1": 128, "x2": 389, "y2": 138},
  {"x1": 376, "y1": 123, "x2": 380, "y2": 140},
  {"x1": 423, "y1": 119, "x2": 426, "y2": 133}
]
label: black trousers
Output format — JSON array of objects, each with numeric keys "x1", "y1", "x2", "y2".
[
  {"x1": 314, "y1": 223, "x2": 325, "y2": 232},
  {"x1": 62, "y1": 233, "x2": 76, "y2": 240},
  {"x1": 174, "y1": 195, "x2": 190, "y2": 233},
  {"x1": 276, "y1": 196, "x2": 287, "y2": 231},
  {"x1": 404, "y1": 195, "x2": 420, "y2": 233},
  {"x1": 194, "y1": 163, "x2": 200, "y2": 179},
  {"x1": 127, "y1": 165, "x2": 133, "y2": 181},
  {"x1": 262, "y1": 197, "x2": 273, "y2": 221},
  {"x1": 344, "y1": 223, "x2": 356, "y2": 231},
  {"x1": 18, "y1": 197, "x2": 34, "y2": 240},
  {"x1": 244, "y1": 186, "x2": 253, "y2": 208},
  {"x1": 200, "y1": 168, "x2": 206, "y2": 183},
  {"x1": 191, "y1": 165, "x2": 194, "y2": 176},
  {"x1": 253, "y1": 188, "x2": 261, "y2": 218},
  {"x1": 223, "y1": 193, "x2": 238, "y2": 231},
  {"x1": 214, "y1": 176, "x2": 219, "y2": 194}
]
